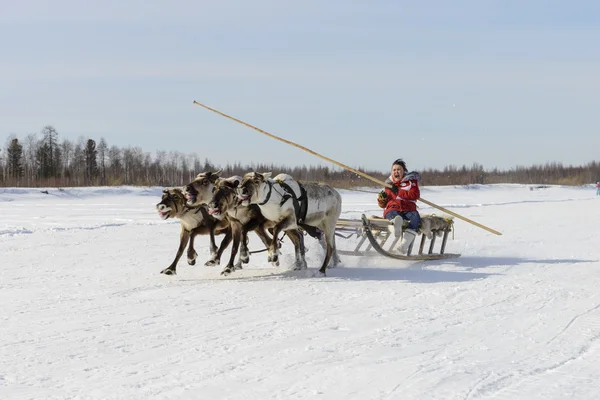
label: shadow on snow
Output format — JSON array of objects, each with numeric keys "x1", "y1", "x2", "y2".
[{"x1": 173, "y1": 255, "x2": 597, "y2": 284}]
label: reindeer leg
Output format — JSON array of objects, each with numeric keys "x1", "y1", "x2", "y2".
[
  {"x1": 206, "y1": 227, "x2": 232, "y2": 266},
  {"x1": 239, "y1": 230, "x2": 250, "y2": 264},
  {"x1": 209, "y1": 229, "x2": 218, "y2": 260},
  {"x1": 161, "y1": 228, "x2": 190, "y2": 275},
  {"x1": 253, "y1": 223, "x2": 273, "y2": 250},
  {"x1": 329, "y1": 229, "x2": 341, "y2": 268},
  {"x1": 269, "y1": 216, "x2": 297, "y2": 266},
  {"x1": 317, "y1": 224, "x2": 336, "y2": 276},
  {"x1": 211, "y1": 227, "x2": 231, "y2": 266},
  {"x1": 187, "y1": 228, "x2": 199, "y2": 265},
  {"x1": 287, "y1": 229, "x2": 307, "y2": 270},
  {"x1": 222, "y1": 221, "x2": 242, "y2": 276},
  {"x1": 268, "y1": 226, "x2": 281, "y2": 265}
]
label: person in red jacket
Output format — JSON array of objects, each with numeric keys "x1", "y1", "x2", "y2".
[{"x1": 377, "y1": 159, "x2": 421, "y2": 253}]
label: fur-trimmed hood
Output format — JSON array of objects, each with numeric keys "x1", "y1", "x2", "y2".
[{"x1": 385, "y1": 171, "x2": 421, "y2": 185}]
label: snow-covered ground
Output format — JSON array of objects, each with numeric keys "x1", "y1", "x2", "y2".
[{"x1": 1, "y1": 183, "x2": 599, "y2": 400}]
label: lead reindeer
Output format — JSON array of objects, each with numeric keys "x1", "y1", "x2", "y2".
[
  {"x1": 238, "y1": 172, "x2": 342, "y2": 276},
  {"x1": 156, "y1": 188, "x2": 231, "y2": 275}
]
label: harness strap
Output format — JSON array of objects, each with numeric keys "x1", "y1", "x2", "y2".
[
  {"x1": 248, "y1": 231, "x2": 287, "y2": 254},
  {"x1": 182, "y1": 203, "x2": 207, "y2": 215},
  {"x1": 277, "y1": 181, "x2": 308, "y2": 224},
  {"x1": 194, "y1": 205, "x2": 212, "y2": 223},
  {"x1": 258, "y1": 180, "x2": 273, "y2": 205}
]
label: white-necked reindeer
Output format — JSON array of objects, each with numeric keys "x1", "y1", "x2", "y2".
[{"x1": 238, "y1": 172, "x2": 342, "y2": 276}]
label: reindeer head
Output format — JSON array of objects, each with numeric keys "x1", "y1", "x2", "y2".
[
  {"x1": 239, "y1": 172, "x2": 272, "y2": 206},
  {"x1": 207, "y1": 177, "x2": 242, "y2": 220},
  {"x1": 183, "y1": 169, "x2": 222, "y2": 206},
  {"x1": 156, "y1": 188, "x2": 187, "y2": 220}
]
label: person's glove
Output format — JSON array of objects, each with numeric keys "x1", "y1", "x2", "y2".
[
  {"x1": 389, "y1": 185, "x2": 398, "y2": 195},
  {"x1": 377, "y1": 190, "x2": 387, "y2": 208}
]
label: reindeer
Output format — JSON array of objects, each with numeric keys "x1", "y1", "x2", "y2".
[
  {"x1": 207, "y1": 176, "x2": 275, "y2": 276},
  {"x1": 156, "y1": 188, "x2": 232, "y2": 275},
  {"x1": 238, "y1": 172, "x2": 342, "y2": 276},
  {"x1": 184, "y1": 170, "x2": 222, "y2": 206},
  {"x1": 182, "y1": 169, "x2": 227, "y2": 267},
  {"x1": 183, "y1": 169, "x2": 272, "y2": 271}
]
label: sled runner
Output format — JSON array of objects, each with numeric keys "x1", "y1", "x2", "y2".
[{"x1": 335, "y1": 214, "x2": 461, "y2": 261}]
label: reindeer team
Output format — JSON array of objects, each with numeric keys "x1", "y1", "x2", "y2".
[{"x1": 156, "y1": 170, "x2": 342, "y2": 277}]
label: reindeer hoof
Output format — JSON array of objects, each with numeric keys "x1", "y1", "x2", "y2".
[
  {"x1": 160, "y1": 268, "x2": 176, "y2": 275},
  {"x1": 220, "y1": 268, "x2": 232, "y2": 276},
  {"x1": 240, "y1": 255, "x2": 249, "y2": 264},
  {"x1": 205, "y1": 259, "x2": 219, "y2": 267},
  {"x1": 307, "y1": 269, "x2": 327, "y2": 278},
  {"x1": 187, "y1": 251, "x2": 198, "y2": 264}
]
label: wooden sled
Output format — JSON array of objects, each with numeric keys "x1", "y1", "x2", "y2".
[{"x1": 335, "y1": 214, "x2": 461, "y2": 261}]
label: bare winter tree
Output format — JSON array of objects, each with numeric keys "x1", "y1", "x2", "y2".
[
  {"x1": 154, "y1": 150, "x2": 167, "y2": 185},
  {"x1": 60, "y1": 138, "x2": 73, "y2": 183},
  {"x1": 107, "y1": 145, "x2": 123, "y2": 184},
  {"x1": 22, "y1": 134, "x2": 38, "y2": 185},
  {"x1": 71, "y1": 137, "x2": 86, "y2": 186},
  {"x1": 192, "y1": 154, "x2": 201, "y2": 174},
  {"x1": 97, "y1": 137, "x2": 108, "y2": 185}
]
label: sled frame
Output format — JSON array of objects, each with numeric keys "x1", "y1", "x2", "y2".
[{"x1": 335, "y1": 214, "x2": 461, "y2": 261}]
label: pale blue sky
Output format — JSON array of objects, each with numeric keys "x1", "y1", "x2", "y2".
[{"x1": 2, "y1": 0, "x2": 599, "y2": 172}]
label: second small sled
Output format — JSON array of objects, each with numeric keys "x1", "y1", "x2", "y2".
[{"x1": 335, "y1": 214, "x2": 461, "y2": 261}]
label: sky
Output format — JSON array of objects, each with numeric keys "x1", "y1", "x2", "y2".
[
  {"x1": 2, "y1": 183, "x2": 600, "y2": 399},
  {"x1": 1, "y1": 1, "x2": 600, "y2": 172}
]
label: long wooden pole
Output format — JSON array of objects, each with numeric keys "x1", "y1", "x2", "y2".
[{"x1": 193, "y1": 100, "x2": 502, "y2": 236}]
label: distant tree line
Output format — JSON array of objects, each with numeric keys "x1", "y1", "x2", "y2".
[
  {"x1": 1, "y1": 126, "x2": 599, "y2": 188},
  {"x1": 420, "y1": 162, "x2": 600, "y2": 187}
]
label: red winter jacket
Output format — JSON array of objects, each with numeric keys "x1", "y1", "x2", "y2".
[{"x1": 377, "y1": 171, "x2": 420, "y2": 216}]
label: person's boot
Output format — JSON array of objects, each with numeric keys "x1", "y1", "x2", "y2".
[
  {"x1": 392, "y1": 216, "x2": 405, "y2": 237},
  {"x1": 398, "y1": 229, "x2": 417, "y2": 254}
]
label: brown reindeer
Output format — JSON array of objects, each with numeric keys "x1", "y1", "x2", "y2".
[
  {"x1": 207, "y1": 176, "x2": 275, "y2": 276},
  {"x1": 181, "y1": 169, "x2": 229, "y2": 267},
  {"x1": 183, "y1": 170, "x2": 223, "y2": 207},
  {"x1": 156, "y1": 188, "x2": 231, "y2": 275}
]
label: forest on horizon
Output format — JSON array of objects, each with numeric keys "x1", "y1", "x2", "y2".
[{"x1": 2, "y1": 126, "x2": 599, "y2": 189}]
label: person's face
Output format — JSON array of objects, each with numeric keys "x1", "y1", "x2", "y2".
[{"x1": 392, "y1": 164, "x2": 405, "y2": 180}]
